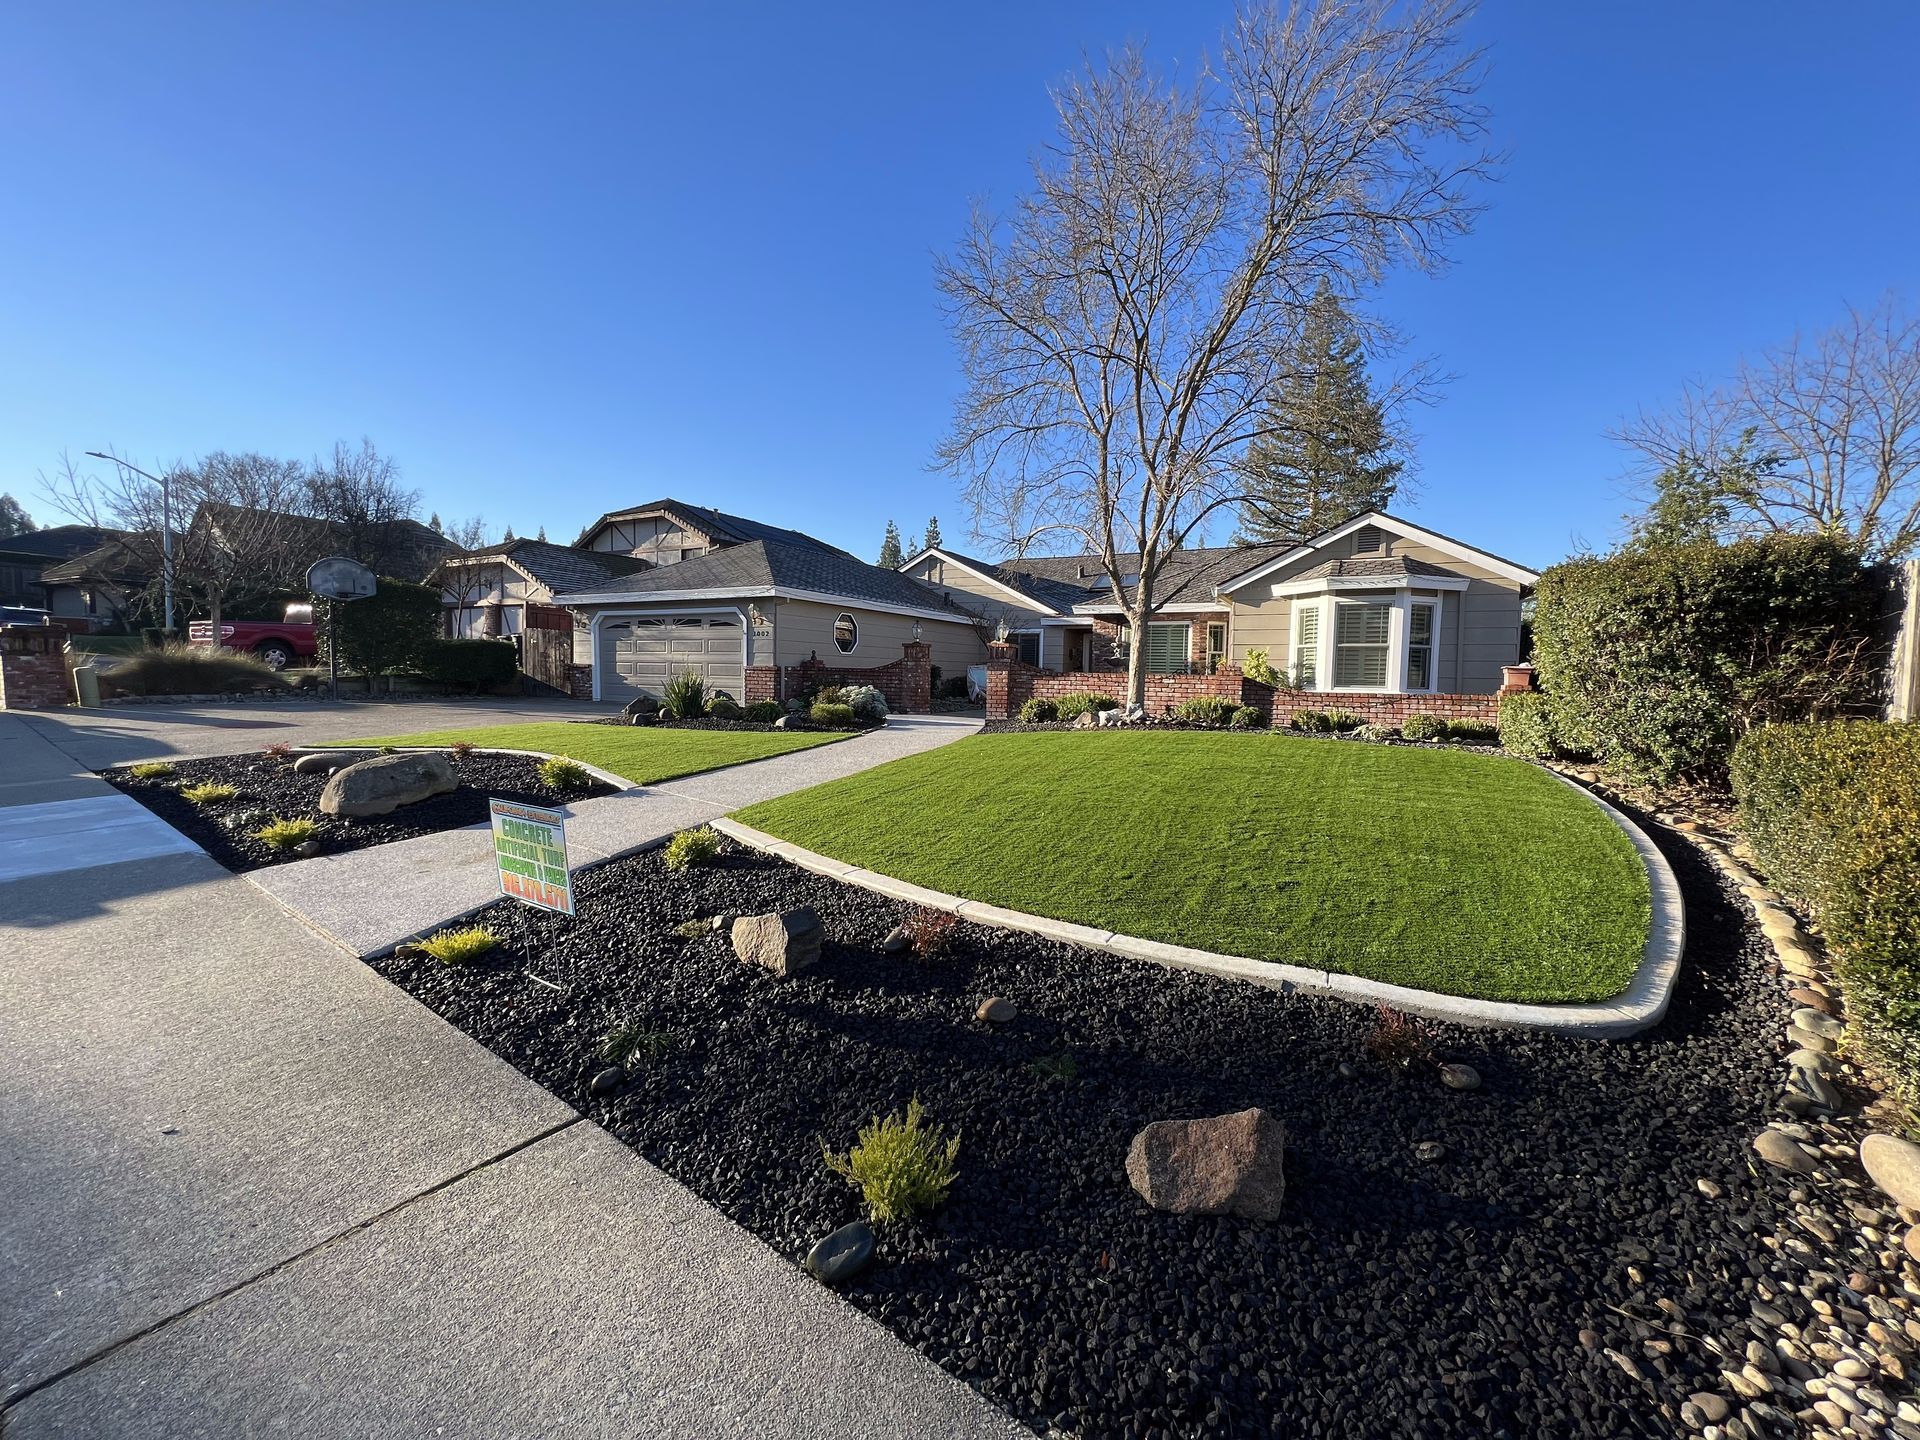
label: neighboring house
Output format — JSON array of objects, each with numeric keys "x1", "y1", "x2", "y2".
[
  {"x1": 436, "y1": 538, "x2": 654, "y2": 641},
  {"x1": 193, "y1": 504, "x2": 458, "y2": 584},
  {"x1": 39, "y1": 532, "x2": 157, "y2": 628},
  {"x1": 0, "y1": 525, "x2": 120, "y2": 613},
  {"x1": 574, "y1": 498, "x2": 853, "y2": 565},
  {"x1": 554, "y1": 537, "x2": 985, "y2": 709},
  {"x1": 901, "y1": 509, "x2": 1540, "y2": 699}
]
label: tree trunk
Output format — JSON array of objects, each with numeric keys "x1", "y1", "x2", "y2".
[{"x1": 1124, "y1": 604, "x2": 1148, "y2": 711}]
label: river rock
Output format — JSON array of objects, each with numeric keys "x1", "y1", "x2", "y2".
[
  {"x1": 805, "y1": 1220, "x2": 875, "y2": 1284},
  {"x1": 589, "y1": 1066, "x2": 623, "y2": 1096},
  {"x1": 1862, "y1": 1134, "x2": 1920, "y2": 1210},
  {"x1": 319, "y1": 752, "x2": 457, "y2": 817},
  {"x1": 1126, "y1": 1107, "x2": 1286, "y2": 1220},
  {"x1": 976, "y1": 996, "x2": 1018, "y2": 1023},
  {"x1": 731, "y1": 907, "x2": 824, "y2": 977},
  {"x1": 1792, "y1": 1007, "x2": 1845, "y2": 1040},
  {"x1": 1438, "y1": 1063, "x2": 1481, "y2": 1091},
  {"x1": 292, "y1": 751, "x2": 353, "y2": 775},
  {"x1": 1788, "y1": 987, "x2": 1835, "y2": 1015},
  {"x1": 1754, "y1": 1129, "x2": 1818, "y2": 1174},
  {"x1": 880, "y1": 927, "x2": 910, "y2": 954}
]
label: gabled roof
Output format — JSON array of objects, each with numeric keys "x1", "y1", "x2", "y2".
[
  {"x1": 0, "y1": 524, "x2": 122, "y2": 562},
  {"x1": 574, "y1": 498, "x2": 850, "y2": 558},
  {"x1": 902, "y1": 546, "x2": 1090, "y2": 615},
  {"x1": 438, "y1": 538, "x2": 653, "y2": 596},
  {"x1": 40, "y1": 532, "x2": 158, "y2": 586},
  {"x1": 1213, "y1": 510, "x2": 1540, "y2": 593},
  {"x1": 991, "y1": 542, "x2": 1298, "y2": 612},
  {"x1": 554, "y1": 538, "x2": 977, "y2": 622}
]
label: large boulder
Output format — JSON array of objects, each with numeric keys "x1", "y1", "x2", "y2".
[
  {"x1": 1126, "y1": 1107, "x2": 1287, "y2": 1220},
  {"x1": 731, "y1": 907, "x2": 824, "y2": 977},
  {"x1": 318, "y1": 752, "x2": 457, "y2": 818}
]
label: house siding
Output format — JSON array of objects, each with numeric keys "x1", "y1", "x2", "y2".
[
  {"x1": 774, "y1": 598, "x2": 981, "y2": 677},
  {"x1": 900, "y1": 556, "x2": 1054, "y2": 631}
]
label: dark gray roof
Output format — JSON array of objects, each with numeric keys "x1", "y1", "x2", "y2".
[
  {"x1": 926, "y1": 548, "x2": 1092, "y2": 613},
  {"x1": 40, "y1": 532, "x2": 158, "y2": 585},
  {"x1": 1287, "y1": 556, "x2": 1468, "y2": 582},
  {"x1": 556, "y1": 539, "x2": 973, "y2": 618},
  {"x1": 441, "y1": 538, "x2": 653, "y2": 594},
  {"x1": 196, "y1": 503, "x2": 459, "y2": 582},
  {"x1": 0, "y1": 524, "x2": 121, "y2": 562},
  {"x1": 994, "y1": 542, "x2": 1298, "y2": 610},
  {"x1": 575, "y1": 498, "x2": 849, "y2": 558}
]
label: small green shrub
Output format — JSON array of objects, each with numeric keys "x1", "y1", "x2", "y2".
[
  {"x1": 1174, "y1": 694, "x2": 1237, "y2": 726},
  {"x1": 178, "y1": 781, "x2": 238, "y2": 805},
  {"x1": 663, "y1": 825, "x2": 722, "y2": 871},
  {"x1": 814, "y1": 684, "x2": 847, "y2": 707},
  {"x1": 253, "y1": 817, "x2": 320, "y2": 850},
  {"x1": 416, "y1": 925, "x2": 499, "y2": 964},
  {"x1": 1324, "y1": 709, "x2": 1364, "y2": 732},
  {"x1": 416, "y1": 637, "x2": 517, "y2": 691},
  {"x1": 842, "y1": 684, "x2": 889, "y2": 724},
  {"x1": 599, "y1": 1020, "x2": 676, "y2": 1069},
  {"x1": 821, "y1": 1096, "x2": 961, "y2": 1223},
  {"x1": 1243, "y1": 648, "x2": 1281, "y2": 688},
  {"x1": 1290, "y1": 709, "x2": 1332, "y2": 733},
  {"x1": 1444, "y1": 718, "x2": 1500, "y2": 745},
  {"x1": 1400, "y1": 713, "x2": 1446, "y2": 742},
  {"x1": 1054, "y1": 691, "x2": 1118, "y2": 722},
  {"x1": 1499, "y1": 692, "x2": 1556, "y2": 759},
  {"x1": 744, "y1": 700, "x2": 784, "y2": 723},
  {"x1": 129, "y1": 760, "x2": 177, "y2": 779},
  {"x1": 1018, "y1": 697, "x2": 1059, "y2": 724},
  {"x1": 109, "y1": 643, "x2": 286, "y2": 697},
  {"x1": 1028, "y1": 1051, "x2": 1079, "y2": 1082},
  {"x1": 811, "y1": 701, "x2": 857, "y2": 728},
  {"x1": 539, "y1": 756, "x2": 593, "y2": 792},
  {"x1": 662, "y1": 670, "x2": 707, "y2": 720},
  {"x1": 705, "y1": 693, "x2": 743, "y2": 720},
  {"x1": 1352, "y1": 722, "x2": 1398, "y2": 742},
  {"x1": 1228, "y1": 705, "x2": 1266, "y2": 729}
]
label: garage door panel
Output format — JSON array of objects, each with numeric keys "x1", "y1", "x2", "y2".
[{"x1": 597, "y1": 613, "x2": 745, "y2": 703}]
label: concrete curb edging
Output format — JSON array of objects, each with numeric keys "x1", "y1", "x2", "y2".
[{"x1": 712, "y1": 780, "x2": 1687, "y2": 1036}]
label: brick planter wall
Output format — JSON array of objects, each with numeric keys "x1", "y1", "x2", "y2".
[
  {"x1": 0, "y1": 627, "x2": 72, "y2": 710},
  {"x1": 1264, "y1": 689, "x2": 1503, "y2": 726},
  {"x1": 739, "y1": 642, "x2": 933, "y2": 714},
  {"x1": 568, "y1": 664, "x2": 594, "y2": 701}
]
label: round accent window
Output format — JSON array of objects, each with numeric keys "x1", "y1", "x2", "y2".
[{"x1": 833, "y1": 613, "x2": 858, "y2": 654}]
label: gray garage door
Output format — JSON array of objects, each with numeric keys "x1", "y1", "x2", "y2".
[{"x1": 598, "y1": 614, "x2": 745, "y2": 703}]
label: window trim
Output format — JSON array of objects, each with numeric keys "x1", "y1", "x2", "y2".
[
  {"x1": 833, "y1": 612, "x2": 859, "y2": 655},
  {"x1": 1144, "y1": 621, "x2": 1191, "y2": 675},
  {"x1": 1290, "y1": 590, "x2": 1444, "y2": 694},
  {"x1": 1205, "y1": 620, "x2": 1227, "y2": 674},
  {"x1": 1332, "y1": 599, "x2": 1394, "y2": 690},
  {"x1": 1406, "y1": 598, "x2": 1439, "y2": 694}
]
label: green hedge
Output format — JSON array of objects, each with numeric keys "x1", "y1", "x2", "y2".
[
  {"x1": 1531, "y1": 536, "x2": 1890, "y2": 784},
  {"x1": 417, "y1": 638, "x2": 516, "y2": 691},
  {"x1": 1499, "y1": 692, "x2": 1555, "y2": 759},
  {"x1": 332, "y1": 578, "x2": 441, "y2": 675},
  {"x1": 1732, "y1": 721, "x2": 1920, "y2": 1103}
]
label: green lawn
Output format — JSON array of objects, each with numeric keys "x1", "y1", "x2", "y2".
[
  {"x1": 734, "y1": 731, "x2": 1653, "y2": 1004},
  {"x1": 325, "y1": 720, "x2": 846, "y2": 787}
]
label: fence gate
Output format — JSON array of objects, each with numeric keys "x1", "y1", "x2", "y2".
[{"x1": 520, "y1": 623, "x2": 574, "y2": 698}]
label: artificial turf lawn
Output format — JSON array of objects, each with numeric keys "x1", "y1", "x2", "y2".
[
  {"x1": 324, "y1": 721, "x2": 846, "y2": 786},
  {"x1": 734, "y1": 730, "x2": 1654, "y2": 1004}
]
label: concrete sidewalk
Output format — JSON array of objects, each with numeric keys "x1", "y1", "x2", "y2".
[
  {"x1": 247, "y1": 713, "x2": 982, "y2": 956},
  {"x1": 0, "y1": 713, "x2": 1021, "y2": 1439}
]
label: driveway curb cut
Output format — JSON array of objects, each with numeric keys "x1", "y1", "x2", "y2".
[{"x1": 712, "y1": 780, "x2": 1686, "y2": 1037}]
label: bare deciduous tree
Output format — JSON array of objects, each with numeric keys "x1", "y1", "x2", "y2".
[
  {"x1": 935, "y1": 0, "x2": 1492, "y2": 706},
  {"x1": 302, "y1": 438, "x2": 423, "y2": 571},
  {"x1": 1617, "y1": 294, "x2": 1920, "y2": 560},
  {"x1": 440, "y1": 515, "x2": 492, "y2": 551}
]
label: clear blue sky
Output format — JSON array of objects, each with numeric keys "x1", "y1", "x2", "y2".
[{"x1": 3, "y1": 3, "x2": 1915, "y2": 567}]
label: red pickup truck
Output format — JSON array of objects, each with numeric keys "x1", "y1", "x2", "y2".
[{"x1": 188, "y1": 606, "x2": 319, "y2": 670}]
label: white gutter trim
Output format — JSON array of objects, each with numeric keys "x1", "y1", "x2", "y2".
[
  {"x1": 1269, "y1": 574, "x2": 1471, "y2": 597},
  {"x1": 1070, "y1": 602, "x2": 1226, "y2": 616},
  {"x1": 1214, "y1": 510, "x2": 1543, "y2": 594},
  {"x1": 555, "y1": 583, "x2": 973, "y2": 628}
]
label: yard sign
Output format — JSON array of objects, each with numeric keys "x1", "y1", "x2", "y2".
[{"x1": 489, "y1": 798, "x2": 574, "y2": 915}]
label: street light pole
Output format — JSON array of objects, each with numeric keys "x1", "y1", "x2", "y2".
[{"x1": 84, "y1": 452, "x2": 174, "y2": 636}]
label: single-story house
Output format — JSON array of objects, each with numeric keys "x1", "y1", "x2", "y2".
[
  {"x1": 2, "y1": 525, "x2": 122, "y2": 614},
  {"x1": 574, "y1": 497, "x2": 852, "y2": 567},
  {"x1": 554, "y1": 537, "x2": 986, "y2": 710},
  {"x1": 39, "y1": 531, "x2": 156, "y2": 628},
  {"x1": 900, "y1": 509, "x2": 1540, "y2": 718}
]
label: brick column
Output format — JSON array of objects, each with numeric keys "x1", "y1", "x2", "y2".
[
  {"x1": 899, "y1": 640, "x2": 932, "y2": 713},
  {"x1": 0, "y1": 627, "x2": 71, "y2": 710},
  {"x1": 985, "y1": 640, "x2": 1014, "y2": 719}
]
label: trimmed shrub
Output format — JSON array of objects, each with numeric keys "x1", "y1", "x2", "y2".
[
  {"x1": 662, "y1": 670, "x2": 706, "y2": 720},
  {"x1": 1732, "y1": 721, "x2": 1920, "y2": 1101},
  {"x1": 111, "y1": 643, "x2": 286, "y2": 696},
  {"x1": 416, "y1": 925, "x2": 499, "y2": 964},
  {"x1": 1290, "y1": 709, "x2": 1333, "y2": 733},
  {"x1": 705, "y1": 693, "x2": 744, "y2": 720},
  {"x1": 539, "y1": 756, "x2": 593, "y2": 792},
  {"x1": 842, "y1": 684, "x2": 889, "y2": 724},
  {"x1": 1174, "y1": 694, "x2": 1237, "y2": 726},
  {"x1": 1443, "y1": 718, "x2": 1499, "y2": 745},
  {"x1": 1018, "y1": 697, "x2": 1059, "y2": 724},
  {"x1": 1352, "y1": 722, "x2": 1398, "y2": 742},
  {"x1": 744, "y1": 700, "x2": 784, "y2": 723},
  {"x1": 1054, "y1": 691, "x2": 1118, "y2": 722},
  {"x1": 253, "y1": 816, "x2": 319, "y2": 850},
  {"x1": 332, "y1": 578, "x2": 440, "y2": 675},
  {"x1": 1400, "y1": 713, "x2": 1446, "y2": 742},
  {"x1": 1499, "y1": 692, "x2": 1555, "y2": 759},
  {"x1": 1531, "y1": 535, "x2": 1891, "y2": 785},
  {"x1": 417, "y1": 637, "x2": 516, "y2": 691},
  {"x1": 1324, "y1": 709, "x2": 1364, "y2": 732},
  {"x1": 1243, "y1": 647, "x2": 1281, "y2": 688},
  {"x1": 814, "y1": 684, "x2": 847, "y2": 707},
  {"x1": 811, "y1": 701, "x2": 857, "y2": 728},
  {"x1": 663, "y1": 825, "x2": 723, "y2": 871},
  {"x1": 1228, "y1": 705, "x2": 1266, "y2": 729},
  {"x1": 822, "y1": 1096, "x2": 961, "y2": 1223}
]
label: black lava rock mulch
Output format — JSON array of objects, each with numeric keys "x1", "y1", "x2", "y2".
[
  {"x1": 104, "y1": 752, "x2": 612, "y2": 873},
  {"x1": 367, "y1": 833, "x2": 1784, "y2": 1440}
]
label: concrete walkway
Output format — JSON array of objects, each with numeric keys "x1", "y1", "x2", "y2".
[
  {"x1": 247, "y1": 714, "x2": 982, "y2": 956},
  {"x1": 0, "y1": 710, "x2": 1020, "y2": 1439}
]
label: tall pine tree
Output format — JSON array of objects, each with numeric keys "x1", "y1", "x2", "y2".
[
  {"x1": 877, "y1": 519, "x2": 904, "y2": 568},
  {"x1": 1235, "y1": 288, "x2": 1403, "y2": 544},
  {"x1": 922, "y1": 516, "x2": 943, "y2": 551}
]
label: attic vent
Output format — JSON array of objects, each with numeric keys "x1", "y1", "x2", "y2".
[{"x1": 1353, "y1": 525, "x2": 1384, "y2": 555}]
